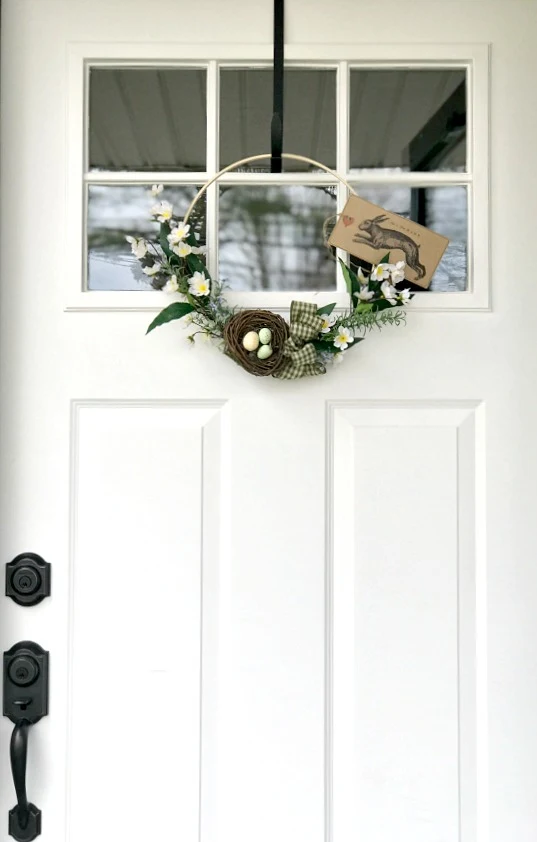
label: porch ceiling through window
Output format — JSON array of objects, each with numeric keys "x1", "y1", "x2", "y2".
[{"x1": 89, "y1": 66, "x2": 465, "y2": 172}]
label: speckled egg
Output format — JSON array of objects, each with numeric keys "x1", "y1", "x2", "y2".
[
  {"x1": 257, "y1": 344, "x2": 273, "y2": 360},
  {"x1": 258, "y1": 327, "x2": 272, "y2": 345},
  {"x1": 242, "y1": 331, "x2": 260, "y2": 352}
]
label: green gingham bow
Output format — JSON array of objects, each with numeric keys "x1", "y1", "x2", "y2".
[{"x1": 274, "y1": 301, "x2": 326, "y2": 380}]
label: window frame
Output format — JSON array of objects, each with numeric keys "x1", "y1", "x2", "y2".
[{"x1": 66, "y1": 42, "x2": 490, "y2": 312}]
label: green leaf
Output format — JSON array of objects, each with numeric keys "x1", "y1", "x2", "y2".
[
  {"x1": 146, "y1": 302, "x2": 195, "y2": 335},
  {"x1": 159, "y1": 222, "x2": 173, "y2": 258},
  {"x1": 338, "y1": 258, "x2": 360, "y2": 297},
  {"x1": 379, "y1": 252, "x2": 391, "y2": 264},
  {"x1": 354, "y1": 302, "x2": 375, "y2": 313},
  {"x1": 186, "y1": 253, "x2": 207, "y2": 276},
  {"x1": 317, "y1": 302, "x2": 337, "y2": 316},
  {"x1": 312, "y1": 339, "x2": 339, "y2": 355},
  {"x1": 370, "y1": 298, "x2": 396, "y2": 312}
]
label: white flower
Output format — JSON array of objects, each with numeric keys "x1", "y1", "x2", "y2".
[
  {"x1": 164, "y1": 274, "x2": 179, "y2": 293},
  {"x1": 370, "y1": 263, "x2": 391, "y2": 282},
  {"x1": 355, "y1": 286, "x2": 375, "y2": 302},
  {"x1": 168, "y1": 221, "x2": 190, "y2": 244},
  {"x1": 381, "y1": 280, "x2": 398, "y2": 304},
  {"x1": 125, "y1": 235, "x2": 147, "y2": 260},
  {"x1": 357, "y1": 266, "x2": 368, "y2": 283},
  {"x1": 189, "y1": 271, "x2": 210, "y2": 297},
  {"x1": 173, "y1": 241, "x2": 192, "y2": 258},
  {"x1": 399, "y1": 288, "x2": 412, "y2": 304},
  {"x1": 151, "y1": 184, "x2": 164, "y2": 196},
  {"x1": 333, "y1": 327, "x2": 354, "y2": 350},
  {"x1": 191, "y1": 245, "x2": 207, "y2": 255},
  {"x1": 320, "y1": 313, "x2": 337, "y2": 334},
  {"x1": 334, "y1": 351, "x2": 345, "y2": 365},
  {"x1": 150, "y1": 200, "x2": 173, "y2": 223},
  {"x1": 142, "y1": 262, "x2": 161, "y2": 277},
  {"x1": 389, "y1": 260, "x2": 406, "y2": 283}
]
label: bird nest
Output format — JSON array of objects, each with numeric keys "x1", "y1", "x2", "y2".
[{"x1": 223, "y1": 310, "x2": 290, "y2": 377}]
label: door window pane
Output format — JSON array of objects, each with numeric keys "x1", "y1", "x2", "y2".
[
  {"x1": 84, "y1": 63, "x2": 472, "y2": 298},
  {"x1": 89, "y1": 68, "x2": 207, "y2": 172},
  {"x1": 348, "y1": 185, "x2": 467, "y2": 291},
  {"x1": 349, "y1": 69, "x2": 466, "y2": 172},
  {"x1": 219, "y1": 184, "x2": 336, "y2": 290},
  {"x1": 87, "y1": 185, "x2": 205, "y2": 290},
  {"x1": 219, "y1": 68, "x2": 337, "y2": 171}
]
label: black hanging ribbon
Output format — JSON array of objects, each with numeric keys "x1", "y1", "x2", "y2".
[{"x1": 271, "y1": 0, "x2": 284, "y2": 173}]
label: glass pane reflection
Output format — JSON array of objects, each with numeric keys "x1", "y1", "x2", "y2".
[
  {"x1": 87, "y1": 185, "x2": 205, "y2": 290},
  {"x1": 349, "y1": 185, "x2": 468, "y2": 291},
  {"x1": 219, "y1": 184, "x2": 337, "y2": 290},
  {"x1": 89, "y1": 68, "x2": 207, "y2": 172},
  {"x1": 219, "y1": 68, "x2": 337, "y2": 171},
  {"x1": 349, "y1": 69, "x2": 466, "y2": 172}
]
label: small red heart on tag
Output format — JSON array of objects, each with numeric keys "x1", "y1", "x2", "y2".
[{"x1": 342, "y1": 215, "x2": 354, "y2": 227}]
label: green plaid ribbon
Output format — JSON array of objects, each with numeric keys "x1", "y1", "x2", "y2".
[{"x1": 274, "y1": 301, "x2": 326, "y2": 380}]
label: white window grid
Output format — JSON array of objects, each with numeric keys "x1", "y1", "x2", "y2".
[{"x1": 66, "y1": 43, "x2": 490, "y2": 312}]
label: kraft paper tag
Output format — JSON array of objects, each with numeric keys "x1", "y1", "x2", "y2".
[{"x1": 329, "y1": 195, "x2": 450, "y2": 289}]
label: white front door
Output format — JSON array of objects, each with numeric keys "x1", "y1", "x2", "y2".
[{"x1": 1, "y1": 2, "x2": 536, "y2": 841}]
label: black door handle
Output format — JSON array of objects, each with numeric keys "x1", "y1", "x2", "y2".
[
  {"x1": 3, "y1": 642, "x2": 49, "y2": 841},
  {"x1": 10, "y1": 721, "x2": 41, "y2": 839}
]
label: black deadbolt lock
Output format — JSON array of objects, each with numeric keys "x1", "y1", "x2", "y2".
[{"x1": 6, "y1": 554, "x2": 51, "y2": 606}]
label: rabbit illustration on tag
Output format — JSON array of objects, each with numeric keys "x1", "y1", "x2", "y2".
[
  {"x1": 353, "y1": 215, "x2": 426, "y2": 280},
  {"x1": 329, "y1": 196, "x2": 449, "y2": 289}
]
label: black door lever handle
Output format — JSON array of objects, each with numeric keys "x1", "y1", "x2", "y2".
[
  {"x1": 3, "y1": 642, "x2": 49, "y2": 841},
  {"x1": 10, "y1": 721, "x2": 41, "y2": 840}
]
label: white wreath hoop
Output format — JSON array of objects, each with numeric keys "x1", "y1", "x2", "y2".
[{"x1": 128, "y1": 153, "x2": 413, "y2": 379}]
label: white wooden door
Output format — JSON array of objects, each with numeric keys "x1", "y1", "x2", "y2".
[{"x1": 1, "y1": 2, "x2": 536, "y2": 842}]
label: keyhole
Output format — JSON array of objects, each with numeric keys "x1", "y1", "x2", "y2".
[
  {"x1": 11, "y1": 565, "x2": 41, "y2": 596},
  {"x1": 8, "y1": 655, "x2": 39, "y2": 686}
]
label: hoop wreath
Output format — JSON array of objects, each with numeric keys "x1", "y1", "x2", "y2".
[{"x1": 134, "y1": 153, "x2": 413, "y2": 379}]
